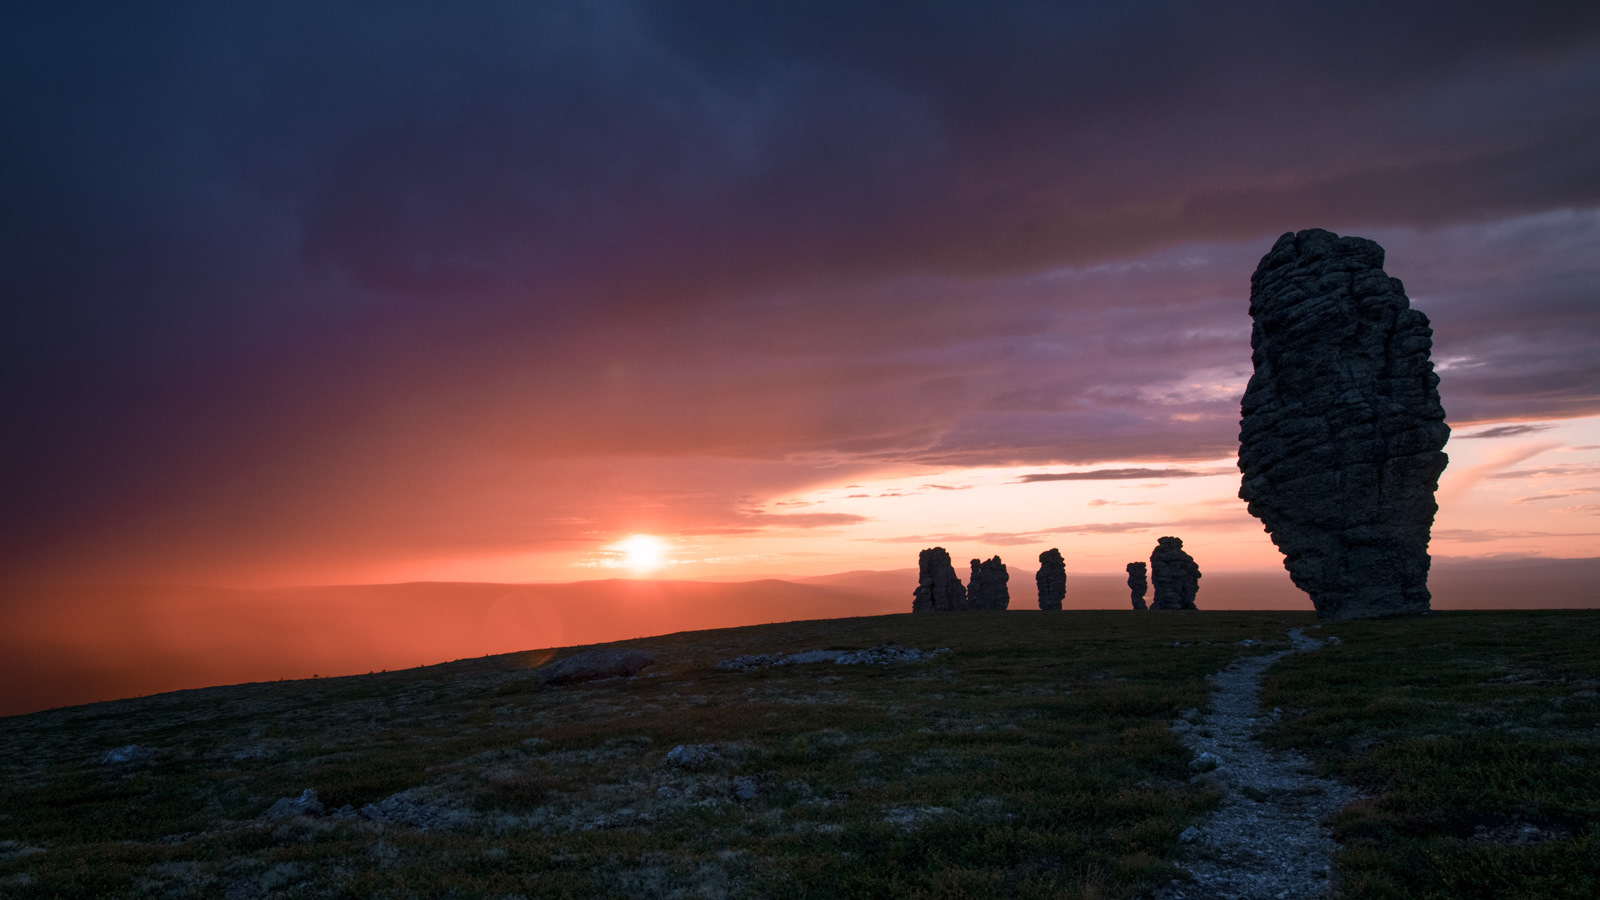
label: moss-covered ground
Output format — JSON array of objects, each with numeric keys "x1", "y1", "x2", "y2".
[{"x1": 1, "y1": 608, "x2": 1596, "y2": 898}]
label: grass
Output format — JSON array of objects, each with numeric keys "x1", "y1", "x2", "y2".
[
  {"x1": 1260, "y1": 610, "x2": 1600, "y2": 899},
  {"x1": 1, "y1": 609, "x2": 1597, "y2": 897}
]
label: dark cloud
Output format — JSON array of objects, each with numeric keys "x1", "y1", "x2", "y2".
[
  {"x1": 1016, "y1": 468, "x2": 1230, "y2": 483},
  {"x1": 1513, "y1": 487, "x2": 1600, "y2": 504},
  {"x1": 733, "y1": 512, "x2": 871, "y2": 529},
  {"x1": 3, "y1": 1, "x2": 1599, "y2": 583},
  {"x1": 1454, "y1": 423, "x2": 1558, "y2": 439},
  {"x1": 1489, "y1": 464, "x2": 1600, "y2": 480},
  {"x1": 1436, "y1": 528, "x2": 1600, "y2": 543}
]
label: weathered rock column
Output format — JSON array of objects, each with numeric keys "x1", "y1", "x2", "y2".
[
  {"x1": 1239, "y1": 228, "x2": 1449, "y2": 620},
  {"x1": 1036, "y1": 548, "x2": 1066, "y2": 610},
  {"x1": 1126, "y1": 562, "x2": 1148, "y2": 611},
  {"x1": 968, "y1": 556, "x2": 1011, "y2": 610},
  {"x1": 1150, "y1": 537, "x2": 1200, "y2": 610},
  {"x1": 912, "y1": 547, "x2": 967, "y2": 612}
]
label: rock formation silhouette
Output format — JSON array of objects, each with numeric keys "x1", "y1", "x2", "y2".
[
  {"x1": 968, "y1": 556, "x2": 1011, "y2": 610},
  {"x1": 912, "y1": 547, "x2": 967, "y2": 612},
  {"x1": 1126, "y1": 562, "x2": 1148, "y2": 611},
  {"x1": 1036, "y1": 549, "x2": 1066, "y2": 610},
  {"x1": 1239, "y1": 228, "x2": 1449, "y2": 620},
  {"x1": 1149, "y1": 537, "x2": 1200, "y2": 610}
]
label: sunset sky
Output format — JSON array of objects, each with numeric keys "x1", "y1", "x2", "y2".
[{"x1": 5, "y1": 1, "x2": 1600, "y2": 592}]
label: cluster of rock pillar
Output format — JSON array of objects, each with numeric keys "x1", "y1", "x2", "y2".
[
  {"x1": 912, "y1": 548, "x2": 1015, "y2": 611},
  {"x1": 912, "y1": 547, "x2": 1061, "y2": 611},
  {"x1": 912, "y1": 230, "x2": 1447, "y2": 621},
  {"x1": 1124, "y1": 537, "x2": 1199, "y2": 610},
  {"x1": 914, "y1": 536, "x2": 1204, "y2": 613}
]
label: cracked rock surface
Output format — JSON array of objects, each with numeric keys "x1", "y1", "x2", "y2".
[
  {"x1": 1150, "y1": 537, "x2": 1201, "y2": 610},
  {"x1": 967, "y1": 556, "x2": 1011, "y2": 610},
  {"x1": 1239, "y1": 228, "x2": 1449, "y2": 621},
  {"x1": 1161, "y1": 629, "x2": 1358, "y2": 900},
  {"x1": 912, "y1": 546, "x2": 966, "y2": 612},
  {"x1": 1127, "y1": 562, "x2": 1148, "y2": 611},
  {"x1": 1036, "y1": 549, "x2": 1065, "y2": 611}
]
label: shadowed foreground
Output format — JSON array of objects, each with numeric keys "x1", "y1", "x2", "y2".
[{"x1": 1, "y1": 610, "x2": 1597, "y2": 898}]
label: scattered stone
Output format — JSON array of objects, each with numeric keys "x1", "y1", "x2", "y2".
[
  {"x1": 666, "y1": 744, "x2": 722, "y2": 770},
  {"x1": 912, "y1": 547, "x2": 967, "y2": 612},
  {"x1": 1178, "y1": 826, "x2": 1202, "y2": 844},
  {"x1": 835, "y1": 645, "x2": 949, "y2": 666},
  {"x1": 0, "y1": 841, "x2": 45, "y2": 862},
  {"x1": 263, "y1": 789, "x2": 325, "y2": 820},
  {"x1": 1149, "y1": 536, "x2": 1201, "y2": 610},
  {"x1": 967, "y1": 556, "x2": 1011, "y2": 609},
  {"x1": 731, "y1": 776, "x2": 760, "y2": 802},
  {"x1": 1036, "y1": 548, "x2": 1066, "y2": 610},
  {"x1": 1189, "y1": 752, "x2": 1222, "y2": 772},
  {"x1": 716, "y1": 653, "x2": 783, "y2": 672},
  {"x1": 353, "y1": 787, "x2": 473, "y2": 831},
  {"x1": 535, "y1": 648, "x2": 656, "y2": 685},
  {"x1": 1238, "y1": 228, "x2": 1449, "y2": 621},
  {"x1": 777, "y1": 650, "x2": 843, "y2": 665},
  {"x1": 884, "y1": 805, "x2": 950, "y2": 831},
  {"x1": 717, "y1": 645, "x2": 948, "y2": 672},
  {"x1": 1126, "y1": 562, "x2": 1148, "y2": 611},
  {"x1": 99, "y1": 744, "x2": 154, "y2": 765}
]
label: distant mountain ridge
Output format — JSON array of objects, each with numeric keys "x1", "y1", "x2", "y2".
[{"x1": 2, "y1": 557, "x2": 1593, "y2": 717}]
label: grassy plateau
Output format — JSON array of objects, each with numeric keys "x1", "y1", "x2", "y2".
[{"x1": 0, "y1": 609, "x2": 1596, "y2": 898}]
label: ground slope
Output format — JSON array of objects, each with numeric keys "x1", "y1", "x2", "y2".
[{"x1": 1, "y1": 610, "x2": 1597, "y2": 899}]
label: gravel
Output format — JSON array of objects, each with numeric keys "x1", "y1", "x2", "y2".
[{"x1": 1160, "y1": 629, "x2": 1358, "y2": 900}]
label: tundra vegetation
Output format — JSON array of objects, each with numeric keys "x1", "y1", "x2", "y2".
[{"x1": 0, "y1": 609, "x2": 1596, "y2": 898}]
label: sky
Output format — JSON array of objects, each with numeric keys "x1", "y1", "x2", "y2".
[{"x1": 4, "y1": 1, "x2": 1600, "y2": 591}]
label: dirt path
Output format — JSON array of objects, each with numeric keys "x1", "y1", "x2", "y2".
[{"x1": 1160, "y1": 629, "x2": 1358, "y2": 900}]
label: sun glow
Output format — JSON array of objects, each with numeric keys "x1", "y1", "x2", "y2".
[{"x1": 619, "y1": 534, "x2": 666, "y2": 571}]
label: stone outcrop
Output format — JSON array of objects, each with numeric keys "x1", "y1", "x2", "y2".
[
  {"x1": 1126, "y1": 562, "x2": 1148, "y2": 611},
  {"x1": 1036, "y1": 548, "x2": 1066, "y2": 610},
  {"x1": 1150, "y1": 536, "x2": 1200, "y2": 610},
  {"x1": 968, "y1": 556, "x2": 1011, "y2": 610},
  {"x1": 912, "y1": 547, "x2": 966, "y2": 612},
  {"x1": 1239, "y1": 229, "x2": 1449, "y2": 620},
  {"x1": 535, "y1": 648, "x2": 656, "y2": 685},
  {"x1": 264, "y1": 789, "x2": 325, "y2": 820}
]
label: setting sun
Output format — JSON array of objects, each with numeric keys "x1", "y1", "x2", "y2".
[{"x1": 619, "y1": 534, "x2": 666, "y2": 571}]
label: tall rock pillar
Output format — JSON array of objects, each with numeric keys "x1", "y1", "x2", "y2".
[
  {"x1": 1149, "y1": 537, "x2": 1200, "y2": 610},
  {"x1": 1239, "y1": 229, "x2": 1449, "y2": 620},
  {"x1": 912, "y1": 547, "x2": 967, "y2": 612},
  {"x1": 1036, "y1": 548, "x2": 1065, "y2": 610}
]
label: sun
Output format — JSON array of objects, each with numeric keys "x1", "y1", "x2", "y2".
[{"x1": 618, "y1": 534, "x2": 665, "y2": 571}]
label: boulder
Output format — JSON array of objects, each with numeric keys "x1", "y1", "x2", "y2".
[
  {"x1": 98, "y1": 744, "x2": 154, "y2": 765},
  {"x1": 967, "y1": 556, "x2": 1011, "y2": 610},
  {"x1": 1150, "y1": 537, "x2": 1200, "y2": 610},
  {"x1": 666, "y1": 743, "x2": 721, "y2": 770},
  {"x1": 264, "y1": 788, "x2": 325, "y2": 820},
  {"x1": 535, "y1": 647, "x2": 655, "y2": 685},
  {"x1": 912, "y1": 547, "x2": 967, "y2": 612},
  {"x1": 1126, "y1": 562, "x2": 1148, "y2": 611},
  {"x1": 1035, "y1": 548, "x2": 1066, "y2": 610},
  {"x1": 1239, "y1": 229, "x2": 1449, "y2": 620}
]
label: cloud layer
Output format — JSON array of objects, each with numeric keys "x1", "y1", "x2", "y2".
[{"x1": 4, "y1": 2, "x2": 1600, "y2": 584}]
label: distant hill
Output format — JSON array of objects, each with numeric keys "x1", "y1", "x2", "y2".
[
  {"x1": 0, "y1": 579, "x2": 901, "y2": 717},
  {"x1": 2, "y1": 557, "x2": 1593, "y2": 717}
]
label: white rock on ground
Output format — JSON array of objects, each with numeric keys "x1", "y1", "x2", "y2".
[{"x1": 263, "y1": 788, "x2": 324, "y2": 820}]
